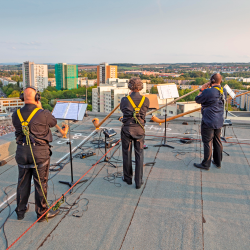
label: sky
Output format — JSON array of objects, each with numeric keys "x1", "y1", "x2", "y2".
[{"x1": 1, "y1": 0, "x2": 250, "y2": 64}]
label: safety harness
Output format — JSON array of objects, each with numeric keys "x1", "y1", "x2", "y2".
[
  {"x1": 17, "y1": 108, "x2": 61, "y2": 219},
  {"x1": 127, "y1": 95, "x2": 145, "y2": 131},
  {"x1": 214, "y1": 86, "x2": 225, "y2": 102}
]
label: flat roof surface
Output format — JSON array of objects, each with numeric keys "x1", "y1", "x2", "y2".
[{"x1": 0, "y1": 116, "x2": 250, "y2": 249}]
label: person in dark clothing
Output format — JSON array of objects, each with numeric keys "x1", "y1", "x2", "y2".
[
  {"x1": 120, "y1": 78, "x2": 149, "y2": 189},
  {"x1": 194, "y1": 73, "x2": 226, "y2": 171},
  {"x1": 12, "y1": 87, "x2": 59, "y2": 221}
]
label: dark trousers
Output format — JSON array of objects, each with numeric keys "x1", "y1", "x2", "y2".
[
  {"x1": 121, "y1": 127, "x2": 144, "y2": 187},
  {"x1": 201, "y1": 122, "x2": 223, "y2": 168},
  {"x1": 16, "y1": 160, "x2": 50, "y2": 217}
]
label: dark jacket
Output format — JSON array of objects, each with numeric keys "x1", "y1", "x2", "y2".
[
  {"x1": 12, "y1": 104, "x2": 57, "y2": 165},
  {"x1": 195, "y1": 86, "x2": 226, "y2": 129},
  {"x1": 120, "y1": 92, "x2": 149, "y2": 127}
]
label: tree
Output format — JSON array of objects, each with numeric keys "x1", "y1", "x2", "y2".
[
  {"x1": 8, "y1": 90, "x2": 20, "y2": 97},
  {"x1": 151, "y1": 86, "x2": 158, "y2": 94},
  {"x1": 177, "y1": 89, "x2": 199, "y2": 102},
  {"x1": 43, "y1": 104, "x2": 53, "y2": 111}
]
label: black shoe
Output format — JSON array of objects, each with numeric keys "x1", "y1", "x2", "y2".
[
  {"x1": 193, "y1": 163, "x2": 209, "y2": 171},
  {"x1": 136, "y1": 180, "x2": 144, "y2": 189},
  {"x1": 122, "y1": 176, "x2": 132, "y2": 185},
  {"x1": 212, "y1": 160, "x2": 221, "y2": 169},
  {"x1": 38, "y1": 208, "x2": 60, "y2": 222},
  {"x1": 17, "y1": 204, "x2": 29, "y2": 220}
]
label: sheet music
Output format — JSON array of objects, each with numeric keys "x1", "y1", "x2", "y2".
[
  {"x1": 52, "y1": 102, "x2": 68, "y2": 119},
  {"x1": 64, "y1": 103, "x2": 81, "y2": 120},
  {"x1": 224, "y1": 84, "x2": 236, "y2": 99},
  {"x1": 157, "y1": 84, "x2": 179, "y2": 99}
]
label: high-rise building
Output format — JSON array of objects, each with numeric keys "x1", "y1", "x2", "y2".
[
  {"x1": 97, "y1": 63, "x2": 117, "y2": 86},
  {"x1": 55, "y1": 63, "x2": 78, "y2": 90},
  {"x1": 22, "y1": 61, "x2": 48, "y2": 91}
]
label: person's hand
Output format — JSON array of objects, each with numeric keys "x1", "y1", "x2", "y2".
[
  {"x1": 36, "y1": 101, "x2": 43, "y2": 109},
  {"x1": 201, "y1": 82, "x2": 210, "y2": 91}
]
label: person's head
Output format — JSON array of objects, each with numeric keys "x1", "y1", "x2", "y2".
[
  {"x1": 128, "y1": 77, "x2": 143, "y2": 92},
  {"x1": 210, "y1": 73, "x2": 222, "y2": 85},
  {"x1": 23, "y1": 87, "x2": 39, "y2": 104}
]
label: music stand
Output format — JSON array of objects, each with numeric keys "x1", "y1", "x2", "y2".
[
  {"x1": 52, "y1": 101, "x2": 88, "y2": 191},
  {"x1": 154, "y1": 84, "x2": 179, "y2": 149},
  {"x1": 95, "y1": 129, "x2": 117, "y2": 168},
  {"x1": 153, "y1": 113, "x2": 174, "y2": 149}
]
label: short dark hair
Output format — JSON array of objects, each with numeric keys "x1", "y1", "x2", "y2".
[
  {"x1": 128, "y1": 77, "x2": 143, "y2": 91},
  {"x1": 210, "y1": 73, "x2": 222, "y2": 84}
]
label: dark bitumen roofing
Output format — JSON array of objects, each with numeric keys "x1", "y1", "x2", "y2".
[{"x1": 0, "y1": 114, "x2": 250, "y2": 249}]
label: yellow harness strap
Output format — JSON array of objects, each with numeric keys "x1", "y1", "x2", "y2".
[
  {"x1": 214, "y1": 87, "x2": 224, "y2": 95},
  {"x1": 127, "y1": 95, "x2": 145, "y2": 113},
  {"x1": 17, "y1": 108, "x2": 40, "y2": 126}
]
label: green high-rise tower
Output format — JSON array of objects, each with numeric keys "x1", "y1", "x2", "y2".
[{"x1": 55, "y1": 63, "x2": 78, "y2": 90}]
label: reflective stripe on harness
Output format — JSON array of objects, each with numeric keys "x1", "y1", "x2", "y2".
[
  {"x1": 127, "y1": 95, "x2": 145, "y2": 131},
  {"x1": 127, "y1": 95, "x2": 145, "y2": 113},
  {"x1": 214, "y1": 86, "x2": 224, "y2": 95},
  {"x1": 17, "y1": 108, "x2": 41, "y2": 127}
]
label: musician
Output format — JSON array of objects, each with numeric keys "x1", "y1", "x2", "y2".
[
  {"x1": 194, "y1": 73, "x2": 226, "y2": 170},
  {"x1": 120, "y1": 78, "x2": 149, "y2": 189},
  {"x1": 12, "y1": 87, "x2": 59, "y2": 222}
]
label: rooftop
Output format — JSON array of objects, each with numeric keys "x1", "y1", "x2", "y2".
[{"x1": 0, "y1": 114, "x2": 250, "y2": 249}]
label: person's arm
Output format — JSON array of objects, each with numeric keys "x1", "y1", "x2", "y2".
[{"x1": 44, "y1": 110, "x2": 57, "y2": 128}]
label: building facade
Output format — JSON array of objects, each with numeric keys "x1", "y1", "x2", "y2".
[
  {"x1": 97, "y1": 63, "x2": 117, "y2": 86},
  {"x1": 55, "y1": 63, "x2": 78, "y2": 90},
  {"x1": 22, "y1": 61, "x2": 48, "y2": 91},
  {"x1": 92, "y1": 79, "x2": 146, "y2": 113},
  {"x1": 0, "y1": 98, "x2": 25, "y2": 113}
]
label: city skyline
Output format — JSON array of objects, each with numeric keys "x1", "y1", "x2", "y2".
[{"x1": 1, "y1": 0, "x2": 250, "y2": 63}]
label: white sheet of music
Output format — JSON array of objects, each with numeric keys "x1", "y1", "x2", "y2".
[
  {"x1": 157, "y1": 84, "x2": 179, "y2": 99},
  {"x1": 52, "y1": 102, "x2": 87, "y2": 120}
]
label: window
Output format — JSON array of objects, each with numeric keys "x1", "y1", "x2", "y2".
[{"x1": 169, "y1": 111, "x2": 173, "y2": 115}]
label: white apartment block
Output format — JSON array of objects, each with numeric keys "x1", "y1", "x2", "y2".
[
  {"x1": 0, "y1": 98, "x2": 25, "y2": 113},
  {"x1": 22, "y1": 61, "x2": 48, "y2": 91},
  {"x1": 0, "y1": 77, "x2": 17, "y2": 86},
  {"x1": 92, "y1": 79, "x2": 147, "y2": 113},
  {"x1": 78, "y1": 78, "x2": 97, "y2": 87}
]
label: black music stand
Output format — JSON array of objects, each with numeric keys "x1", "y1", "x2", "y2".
[
  {"x1": 95, "y1": 129, "x2": 117, "y2": 168},
  {"x1": 52, "y1": 102, "x2": 88, "y2": 192},
  {"x1": 154, "y1": 113, "x2": 174, "y2": 149}
]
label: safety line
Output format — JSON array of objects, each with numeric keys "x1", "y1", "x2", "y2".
[
  {"x1": 7, "y1": 138, "x2": 121, "y2": 250},
  {"x1": 0, "y1": 130, "x2": 97, "y2": 211}
]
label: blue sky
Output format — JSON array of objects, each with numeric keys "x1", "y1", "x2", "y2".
[{"x1": 1, "y1": 0, "x2": 250, "y2": 64}]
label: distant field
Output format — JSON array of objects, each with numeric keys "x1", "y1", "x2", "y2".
[{"x1": 118, "y1": 66, "x2": 141, "y2": 71}]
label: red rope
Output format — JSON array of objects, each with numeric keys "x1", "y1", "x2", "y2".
[{"x1": 7, "y1": 139, "x2": 121, "y2": 250}]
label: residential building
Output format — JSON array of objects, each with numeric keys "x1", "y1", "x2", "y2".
[
  {"x1": 55, "y1": 63, "x2": 78, "y2": 90},
  {"x1": 48, "y1": 78, "x2": 56, "y2": 87},
  {"x1": 160, "y1": 101, "x2": 201, "y2": 117},
  {"x1": 0, "y1": 98, "x2": 25, "y2": 113},
  {"x1": 0, "y1": 77, "x2": 17, "y2": 86},
  {"x1": 92, "y1": 79, "x2": 146, "y2": 113},
  {"x1": 78, "y1": 78, "x2": 97, "y2": 87},
  {"x1": 97, "y1": 63, "x2": 117, "y2": 86},
  {"x1": 22, "y1": 61, "x2": 48, "y2": 91}
]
